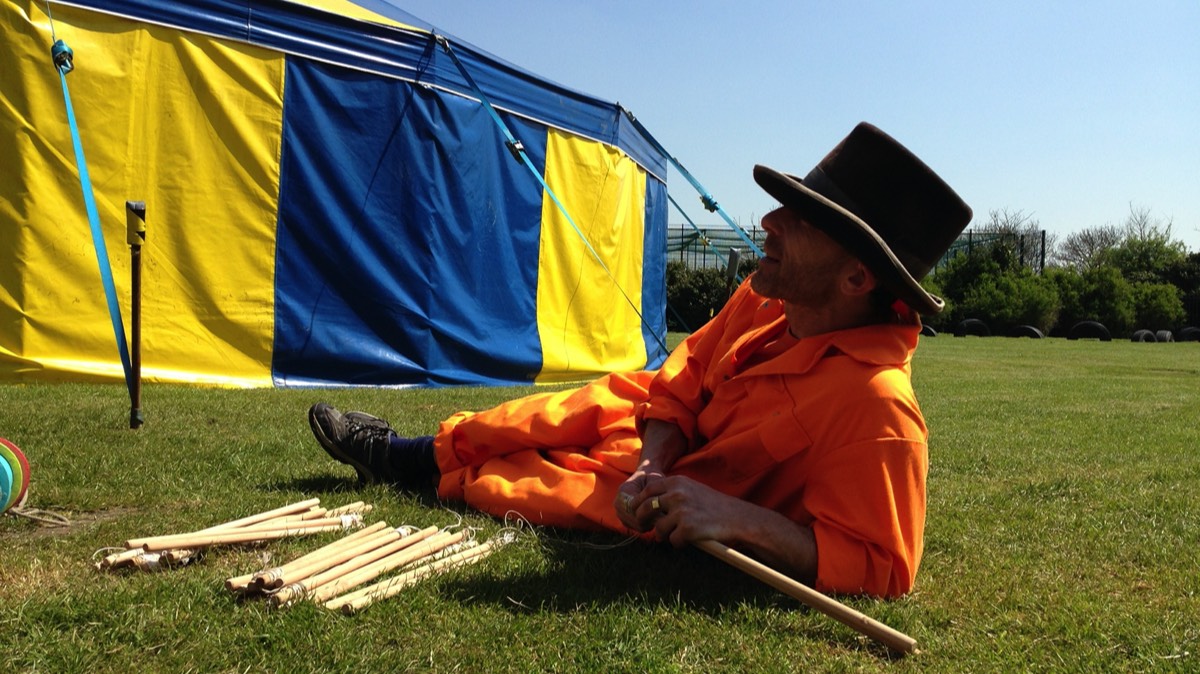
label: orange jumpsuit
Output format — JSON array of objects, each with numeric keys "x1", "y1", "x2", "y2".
[{"x1": 435, "y1": 279, "x2": 928, "y2": 597}]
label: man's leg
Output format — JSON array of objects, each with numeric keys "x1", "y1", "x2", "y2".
[
  {"x1": 308, "y1": 370, "x2": 654, "y2": 531},
  {"x1": 308, "y1": 405, "x2": 437, "y2": 487},
  {"x1": 435, "y1": 371, "x2": 655, "y2": 532}
]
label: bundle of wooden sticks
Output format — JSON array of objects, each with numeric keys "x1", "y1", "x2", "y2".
[
  {"x1": 95, "y1": 497, "x2": 512, "y2": 613},
  {"x1": 227, "y1": 520, "x2": 512, "y2": 613},
  {"x1": 95, "y1": 497, "x2": 369, "y2": 572}
]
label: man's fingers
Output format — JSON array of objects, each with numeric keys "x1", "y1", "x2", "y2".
[{"x1": 615, "y1": 486, "x2": 653, "y2": 531}]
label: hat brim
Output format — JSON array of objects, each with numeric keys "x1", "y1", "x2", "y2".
[{"x1": 753, "y1": 165, "x2": 945, "y2": 314}]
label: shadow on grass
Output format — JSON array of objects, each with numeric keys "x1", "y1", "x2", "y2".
[
  {"x1": 259, "y1": 474, "x2": 445, "y2": 509},
  {"x1": 236, "y1": 477, "x2": 899, "y2": 656},
  {"x1": 261, "y1": 475, "x2": 784, "y2": 609},
  {"x1": 439, "y1": 545, "x2": 895, "y2": 656},
  {"x1": 448, "y1": 538, "x2": 785, "y2": 612}
]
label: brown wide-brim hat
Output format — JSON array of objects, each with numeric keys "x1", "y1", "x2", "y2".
[{"x1": 754, "y1": 122, "x2": 972, "y2": 314}]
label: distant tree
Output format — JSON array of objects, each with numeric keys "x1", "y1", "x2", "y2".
[
  {"x1": 1101, "y1": 205, "x2": 1187, "y2": 285},
  {"x1": 1164, "y1": 251, "x2": 1200, "y2": 292},
  {"x1": 1131, "y1": 282, "x2": 1186, "y2": 331},
  {"x1": 927, "y1": 237, "x2": 1052, "y2": 332},
  {"x1": 1043, "y1": 266, "x2": 1136, "y2": 336},
  {"x1": 956, "y1": 268, "x2": 1061, "y2": 334},
  {"x1": 1078, "y1": 266, "x2": 1136, "y2": 336},
  {"x1": 1056, "y1": 224, "x2": 1123, "y2": 270},
  {"x1": 1043, "y1": 268, "x2": 1084, "y2": 332},
  {"x1": 1170, "y1": 252, "x2": 1200, "y2": 326},
  {"x1": 665, "y1": 261, "x2": 727, "y2": 332},
  {"x1": 975, "y1": 208, "x2": 1055, "y2": 271}
]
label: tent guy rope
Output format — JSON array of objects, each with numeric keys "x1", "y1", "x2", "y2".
[{"x1": 43, "y1": 1, "x2": 136, "y2": 403}]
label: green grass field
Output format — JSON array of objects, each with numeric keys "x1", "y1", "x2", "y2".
[{"x1": 1, "y1": 337, "x2": 1197, "y2": 672}]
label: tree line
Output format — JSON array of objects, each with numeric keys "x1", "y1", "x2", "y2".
[
  {"x1": 665, "y1": 206, "x2": 1199, "y2": 338},
  {"x1": 924, "y1": 207, "x2": 1199, "y2": 338}
]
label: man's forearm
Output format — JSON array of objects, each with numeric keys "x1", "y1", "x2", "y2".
[
  {"x1": 724, "y1": 504, "x2": 819, "y2": 585},
  {"x1": 637, "y1": 418, "x2": 689, "y2": 473}
]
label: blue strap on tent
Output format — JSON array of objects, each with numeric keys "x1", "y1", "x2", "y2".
[
  {"x1": 49, "y1": 35, "x2": 135, "y2": 393},
  {"x1": 436, "y1": 35, "x2": 668, "y2": 356},
  {"x1": 667, "y1": 193, "x2": 745, "y2": 283},
  {"x1": 621, "y1": 107, "x2": 764, "y2": 260}
]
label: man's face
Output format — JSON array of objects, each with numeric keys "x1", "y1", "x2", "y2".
[{"x1": 750, "y1": 207, "x2": 853, "y2": 307}]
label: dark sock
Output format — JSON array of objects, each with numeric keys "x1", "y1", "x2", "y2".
[{"x1": 387, "y1": 435, "x2": 438, "y2": 486}]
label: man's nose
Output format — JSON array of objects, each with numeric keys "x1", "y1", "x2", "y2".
[{"x1": 760, "y1": 213, "x2": 781, "y2": 235}]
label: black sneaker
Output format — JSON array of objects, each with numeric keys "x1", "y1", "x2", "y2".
[{"x1": 308, "y1": 403, "x2": 399, "y2": 484}]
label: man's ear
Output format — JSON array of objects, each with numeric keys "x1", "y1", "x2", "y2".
[{"x1": 841, "y1": 261, "x2": 878, "y2": 297}]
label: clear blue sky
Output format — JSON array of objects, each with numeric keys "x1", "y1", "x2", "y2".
[{"x1": 398, "y1": 0, "x2": 1200, "y2": 253}]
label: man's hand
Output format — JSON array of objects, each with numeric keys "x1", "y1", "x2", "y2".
[
  {"x1": 627, "y1": 474, "x2": 820, "y2": 584},
  {"x1": 635, "y1": 475, "x2": 749, "y2": 546},
  {"x1": 614, "y1": 461, "x2": 666, "y2": 532},
  {"x1": 614, "y1": 418, "x2": 689, "y2": 531}
]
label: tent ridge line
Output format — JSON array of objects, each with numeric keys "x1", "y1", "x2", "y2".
[{"x1": 43, "y1": 1, "x2": 667, "y2": 184}]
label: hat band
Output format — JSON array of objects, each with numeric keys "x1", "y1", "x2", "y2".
[{"x1": 803, "y1": 167, "x2": 868, "y2": 222}]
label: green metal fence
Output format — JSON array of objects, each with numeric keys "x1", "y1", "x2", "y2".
[{"x1": 668, "y1": 224, "x2": 1047, "y2": 274}]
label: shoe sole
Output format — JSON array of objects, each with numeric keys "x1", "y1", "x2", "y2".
[{"x1": 308, "y1": 406, "x2": 379, "y2": 484}]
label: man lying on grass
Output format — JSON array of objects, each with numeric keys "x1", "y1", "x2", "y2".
[{"x1": 307, "y1": 122, "x2": 972, "y2": 598}]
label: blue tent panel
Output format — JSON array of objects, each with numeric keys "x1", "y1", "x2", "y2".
[{"x1": 273, "y1": 59, "x2": 549, "y2": 386}]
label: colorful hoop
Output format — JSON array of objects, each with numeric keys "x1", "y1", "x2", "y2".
[{"x1": 0, "y1": 438, "x2": 30, "y2": 513}]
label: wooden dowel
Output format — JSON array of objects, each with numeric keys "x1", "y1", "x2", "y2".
[
  {"x1": 695, "y1": 540, "x2": 919, "y2": 654},
  {"x1": 330, "y1": 539, "x2": 497, "y2": 614},
  {"x1": 253, "y1": 522, "x2": 391, "y2": 582},
  {"x1": 130, "y1": 515, "x2": 360, "y2": 550},
  {"x1": 122, "y1": 498, "x2": 322, "y2": 548},
  {"x1": 269, "y1": 529, "x2": 452, "y2": 607},
  {"x1": 224, "y1": 515, "x2": 360, "y2": 534},
  {"x1": 272, "y1": 525, "x2": 437, "y2": 585},
  {"x1": 225, "y1": 522, "x2": 391, "y2": 592},
  {"x1": 326, "y1": 502, "x2": 372, "y2": 517},
  {"x1": 97, "y1": 547, "x2": 146, "y2": 570},
  {"x1": 253, "y1": 526, "x2": 415, "y2": 592},
  {"x1": 290, "y1": 530, "x2": 464, "y2": 607},
  {"x1": 263, "y1": 508, "x2": 329, "y2": 526},
  {"x1": 135, "y1": 523, "x2": 346, "y2": 552},
  {"x1": 195, "y1": 498, "x2": 321, "y2": 532}
]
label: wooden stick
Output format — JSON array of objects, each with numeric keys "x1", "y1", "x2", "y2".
[
  {"x1": 97, "y1": 547, "x2": 146, "y2": 570},
  {"x1": 326, "y1": 502, "x2": 372, "y2": 517},
  {"x1": 195, "y1": 498, "x2": 321, "y2": 532},
  {"x1": 250, "y1": 526, "x2": 417, "y2": 592},
  {"x1": 225, "y1": 522, "x2": 391, "y2": 592},
  {"x1": 287, "y1": 530, "x2": 464, "y2": 607},
  {"x1": 172, "y1": 505, "x2": 331, "y2": 564},
  {"x1": 127, "y1": 518, "x2": 343, "y2": 552},
  {"x1": 135, "y1": 523, "x2": 347, "y2": 552},
  {"x1": 261, "y1": 508, "x2": 329, "y2": 527},
  {"x1": 160, "y1": 548, "x2": 199, "y2": 564},
  {"x1": 267, "y1": 526, "x2": 438, "y2": 589},
  {"x1": 269, "y1": 529, "x2": 454, "y2": 607},
  {"x1": 220, "y1": 515, "x2": 361, "y2": 534},
  {"x1": 120, "y1": 499, "x2": 323, "y2": 549},
  {"x1": 193, "y1": 507, "x2": 330, "y2": 535},
  {"x1": 695, "y1": 540, "x2": 919, "y2": 654},
  {"x1": 330, "y1": 539, "x2": 498, "y2": 614},
  {"x1": 100, "y1": 496, "x2": 355, "y2": 568}
]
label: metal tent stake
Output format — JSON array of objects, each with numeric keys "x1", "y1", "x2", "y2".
[{"x1": 126, "y1": 201, "x2": 146, "y2": 429}]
